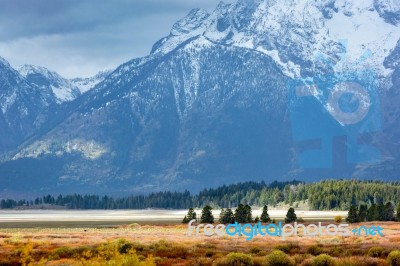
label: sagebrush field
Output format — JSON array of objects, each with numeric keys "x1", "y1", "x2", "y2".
[{"x1": 1, "y1": 222, "x2": 400, "y2": 265}]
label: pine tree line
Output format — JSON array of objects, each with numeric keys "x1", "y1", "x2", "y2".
[
  {"x1": 347, "y1": 202, "x2": 399, "y2": 223},
  {"x1": 183, "y1": 204, "x2": 295, "y2": 224},
  {"x1": 1, "y1": 179, "x2": 400, "y2": 211}
]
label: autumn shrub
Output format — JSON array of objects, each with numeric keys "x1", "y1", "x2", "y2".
[
  {"x1": 149, "y1": 239, "x2": 171, "y2": 257},
  {"x1": 227, "y1": 252, "x2": 254, "y2": 265},
  {"x1": 334, "y1": 216, "x2": 343, "y2": 223},
  {"x1": 388, "y1": 250, "x2": 400, "y2": 266},
  {"x1": 249, "y1": 246, "x2": 263, "y2": 254},
  {"x1": 194, "y1": 257, "x2": 213, "y2": 266},
  {"x1": 213, "y1": 252, "x2": 254, "y2": 266},
  {"x1": 169, "y1": 245, "x2": 188, "y2": 259},
  {"x1": 118, "y1": 242, "x2": 134, "y2": 254},
  {"x1": 329, "y1": 246, "x2": 344, "y2": 257},
  {"x1": 307, "y1": 245, "x2": 324, "y2": 256},
  {"x1": 55, "y1": 246, "x2": 81, "y2": 259},
  {"x1": 292, "y1": 253, "x2": 312, "y2": 265},
  {"x1": 273, "y1": 242, "x2": 298, "y2": 254},
  {"x1": 264, "y1": 250, "x2": 295, "y2": 266},
  {"x1": 20, "y1": 241, "x2": 34, "y2": 266},
  {"x1": 205, "y1": 249, "x2": 214, "y2": 257},
  {"x1": 311, "y1": 254, "x2": 335, "y2": 266},
  {"x1": 367, "y1": 247, "x2": 384, "y2": 258},
  {"x1": 336, "y1": 256, "x2": 387, "y2": 266}
]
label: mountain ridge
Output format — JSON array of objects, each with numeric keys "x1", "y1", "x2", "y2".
[
  {"x1": 19, "y1": 64, "x2": 81, "y2": 103},
  {"x1": 0, "y1": 0, "x2": 399, "y2": 196}
]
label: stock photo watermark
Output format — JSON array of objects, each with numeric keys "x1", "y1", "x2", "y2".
[
  {"x1": 187, "y1": 220, "x2": 384, "y2": 241},
  {"x1": 287, "y1": 40, "x2": 382, "y2": 168}
]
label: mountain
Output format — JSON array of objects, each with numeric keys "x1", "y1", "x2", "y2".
[
  {"x1": 70, "y1": 70, "x2": 111, "y2": 94},
  {"x1": 19, "y1": 65, "x2": 81, "y2": 103},
  {"x1": 0, "y1": 0, "x2": 400, "y2": 196},
  {"x1": 5, "y1": 38, "x2": 291, "y2": 194},
  {"x1": 0, "y1": 57, "x2": 57, "y2": 155},
  {"x1": 19, "y1": 65, "x2": 108, "y2": 101}
]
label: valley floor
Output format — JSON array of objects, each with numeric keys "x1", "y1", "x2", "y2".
[
  {"x1": 0, "y1": 209, "x2": 348, "y2": 228},
  {"x1": 0, "y1": 222, "x2": 399, "y2": 265}
]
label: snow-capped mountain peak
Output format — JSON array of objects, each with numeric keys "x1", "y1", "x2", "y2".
[
  {"x1": 151, "y1": 0, "x2": 400, "y2": 80},
  {"x1": 171, "y1": 8, "x2": 210, "y2": 36},
  {"x1": 18, "y1": 64, "x2": 81, "y2": 103},
  {"x1": 1, "y1": 0, "x2": 400, "y2": 194},
  {"x1": 150, "y1": 8, "x2": 213, "y2": 55},
  {"x1": 70, "y1": 70, "x2": 111, "y2": 94}
]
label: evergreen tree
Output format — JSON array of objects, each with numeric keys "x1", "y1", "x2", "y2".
[
  {"x1": 245, "y1": 204, "x2": 253, "y2": 223},
  {"x1": 285, "y1": 207, "x2": 297, "y2": 223},
  {"x1": 274, "y1": 191, "x2": 285, "y2": 203},
  {"x1": 226, "y1": 208, "x2": 235, "y2": 223},
  {"x1": 377, "y1": 203, "x2": 385, "y2": 221},
  {"x1": 2, "y1": 179, "x2": 400, "y2": 211},
  {"x1": 367, "y1": 203, "x2": 379, "y2": 221},
  {"x1": 187, "y1": 207, "x2": 197, "y2": 221},
  {"x1": 397, "y1": 204, "x2": 400, "y2": 221},
  {"x1": 182, "y1": 207, "x2": 197, "y2": 223},
  {"x1": 358, "y1": 204, "x2": 368, "y2": 222},
  {"x1": 220, "y1": 208, "x2": 235, "y2": 224},
  {"x1": 235, "y1": 204, "x2": 247, "y2": 223},
  {"x1": 288, "y1": 190, "x2": 294, "y2": 206},
  {"x1": 260, "y1": 205, "x2": 271, "y2": 223},
  {"x1": 383, "y1": 202, "x2": 395, "y2": 221},
  {"x1": 374, "y1": 192, "x2": 383, "y2": 205},
  {"x1": 219, "y1": 208, "x2": 226, "y2": 223},
  {"x1": 200, "y1": 205, "x2": 214, "y2": 223},
  {"x1": 347, "y1": 205, "x2": 359, "y2": 223}
]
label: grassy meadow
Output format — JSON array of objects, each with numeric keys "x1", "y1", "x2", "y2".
[{"x1": 1, "y1": 221, "x2": 400, "y2": 266}]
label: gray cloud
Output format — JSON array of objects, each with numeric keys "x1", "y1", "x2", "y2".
[{"x1": 0, "y1": 0, "x2": 232, "y2": 78}]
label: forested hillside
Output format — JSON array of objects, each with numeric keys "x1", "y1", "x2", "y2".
[{"x1": 1, "y1": 179, "x2": 399, "y2": 210}]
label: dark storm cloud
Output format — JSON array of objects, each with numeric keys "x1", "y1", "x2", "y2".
[
  {"x1": 0, "y1": 0, "x2": 216, "y2": 40},
  {"x1": 0, "y1": 0, "x2": 229, "y2": 78}
]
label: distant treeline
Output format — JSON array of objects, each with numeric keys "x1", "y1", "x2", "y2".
[{"x1": 1, "y1": 179, "x2": 400, "y2": 210}]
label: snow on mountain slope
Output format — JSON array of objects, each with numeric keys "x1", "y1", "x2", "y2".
[
  {"x1": 0, "y1": 57, "x2": 57, "y2": 153},
  {"x1": 326, "y1": 0, "x2": 399, "y2": 75},
  {"x1": 19, "y1": 65, "x2": 81, "y2": 103},
  {"x1": 151, "y1": 0, "x2": 400, "y2": 80},
  {"x1": 70, "y1": 70, "x2": 111, "y2": 94},
  {"x1": 8, "y1": 35, "x2": 291, "y2": 193},
  {"x1": 374, "y1": 0, "x2": 400, "y2": 25},
  {"x1": 1, "y1": 0, "x2": 400, "y2": 194},
  {"x1": 150, "y1": 8, "x2": 212, "y2": 56}
]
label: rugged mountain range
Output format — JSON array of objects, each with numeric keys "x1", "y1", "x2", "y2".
[
  {"x1": 0, "y1": 58, "x2": 108, "y2": 156},
  {"x1": 1, "y1": 0, "x2": 400, "y2": 196},
  {"x1": 0, "y1": 58, "x2": 57, "y2": 155},
  {"x1": 19, "y1": 65, "x2": 81, "y2": 103}
]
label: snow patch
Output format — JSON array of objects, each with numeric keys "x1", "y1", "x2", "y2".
[{"x1": 13, "y1": 138, "x2": 107, "y2": 160}]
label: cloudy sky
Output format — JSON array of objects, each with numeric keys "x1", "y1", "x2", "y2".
[{"x1": 0, "y1": 0, "x2": 232, "y2": 78}]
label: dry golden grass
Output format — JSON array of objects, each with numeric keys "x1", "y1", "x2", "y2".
[{"x1": 0, "y1": 222, "x2": 399, "y2": 265}]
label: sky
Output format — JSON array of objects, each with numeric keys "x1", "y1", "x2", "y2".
[{"x1": 0, "y1": 0, "x2": 232, "y2": 78}]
